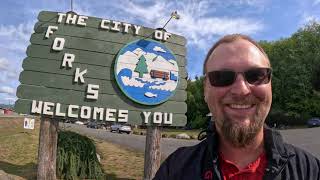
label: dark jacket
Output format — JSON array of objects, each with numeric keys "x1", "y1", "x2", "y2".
[{"x1": 154, "y1": 126, "x2": 320, "y2": 180}]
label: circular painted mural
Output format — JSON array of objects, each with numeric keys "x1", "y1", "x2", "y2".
[{"x1": 114, "y1": 39, "x2": 179, "y2": 105}]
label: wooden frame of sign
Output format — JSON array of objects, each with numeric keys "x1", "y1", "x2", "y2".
[{"x1": 15, "y1": 11, "x2": 187, "y2": 179}]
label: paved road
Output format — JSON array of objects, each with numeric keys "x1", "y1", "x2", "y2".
[
  {"x1": 280, "y1": 127, "x2": 320, "y2": 158},
  {"x1": 61, "y1": 123, "x2": 320, "y2": 159},
  {"x1": 61, "y1": 123, "x2": 198, "y2": 158}
]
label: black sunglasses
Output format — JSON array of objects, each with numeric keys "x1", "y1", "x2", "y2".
[{"x1": 206, "y1": 68, "x2": 272, "y2": 87}]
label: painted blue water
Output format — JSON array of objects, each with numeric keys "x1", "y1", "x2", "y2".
[{"x1": 116, "y1": 68, "x2": 173, "y2": 105}]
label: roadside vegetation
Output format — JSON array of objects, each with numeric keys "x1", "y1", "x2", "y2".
[
  {"x1": 0, "y1": 117, "x2": 144, "y2": 179},
  {"x1": 133, "y1": 127, "x2": 201, "y2": 139}
]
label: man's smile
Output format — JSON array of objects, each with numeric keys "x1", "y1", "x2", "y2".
[{"x1": 224, "y1": 103, "x2": 256, "y2": 117}]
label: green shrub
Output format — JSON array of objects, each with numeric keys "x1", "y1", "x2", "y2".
[
  {"x1": 57, "y1": 131, "x2": 105, "y2": 179},
  {"x1": 169, "y1": 134, "x2": 176, "y2": 138},
  {"x1": 162, "y1": 133, "x2": 168, "y2": 138}
]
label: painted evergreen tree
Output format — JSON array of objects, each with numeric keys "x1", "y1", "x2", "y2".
[{"x1": 134, "y1": 55, "x2": 148, "y2": 78}]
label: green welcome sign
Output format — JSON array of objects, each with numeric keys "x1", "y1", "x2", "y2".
[{"x1": 15, "y1": 11, "x2": 187, "y2": 126}]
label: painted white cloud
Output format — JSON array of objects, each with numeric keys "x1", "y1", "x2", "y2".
[
  {"x1": 149, "y1": 81, "x2": 177, "y2": 91},
  {"x1": 153, "y1": 46, "x2": 166, "y2": 53},
  {"x1": 0, "y1": 86, "x2": 15, "y2": 96},
  {"x1": 121, "y1": 76, "x2": 145, "y2": 87}
]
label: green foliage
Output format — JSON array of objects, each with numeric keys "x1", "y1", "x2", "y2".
[
  {"x1": 57, "y1": 131, "x2": 105, "y2": 180},
  {"x1": 260, "y1": 21, "x2": 320, "y2": 125},
  {"x1": 134, "y1": 55, "x2": 148, "y2": 78},
  {"x1": 187, "y1": 21, "x2": 320, "y2": 128},
  {"x1": 186, "y1": 76, "x2": 209, "y2": 129}
]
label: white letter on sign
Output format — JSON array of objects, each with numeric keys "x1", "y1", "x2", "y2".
[
  {"x1": 106, "y1": 108, "x2": 116, "y2": 121},
  {"x1": 111, "y1": 21, "x2": 121, "y2": 32},
  {"x1": 66, "y1": 13, "x2": 77, "y2": 24},
  {"x1": 118, "y1": 109, "x2": 128, "y2": 122},
  {"x1": 86, "y1": 84, "x2": 99, "y2": 100},
  {"x1": 68, "y1": 105, "x2": 79, "y2": 118},
  {"x1": 57, "y1": 13, "x2": 66, "y2": 23},
  {"x1": 163, "y1": 113, "x2": 173, "y2": 125},
  {"x1": 55, "y1": 103, "x2": 66, "y2": 117},
  {"x1": 100, "y1": 20, "x2": 110, "y2": 29},
  {"x1": 31, "y1": 100, "x2": 43, "y2": 114},
  {"x1": 93, "y1": 107, "x2": 104, "y2": 120},
  {"x1": 133, "y1": 25, "x2": 141, "y2": 35},
  {"x1": 43, "y1": 102, "x2": 54, "y2": 115},
  {"x1": 62, "y1": 53, "x2": 75, "y2": 68},
  {"x1": 123, "y1": 23, "x2": 131, "y2": 33},
  {"x1": 45, "y1": 26, "x2": 58, "y2": 39},
  {"x1": 52, "y1": 37, "x2": 65, "y2": 51},
  {"x1": 153, "y1": 112, "x2": 162, "y2": 124},
  {"x1": 154, "y1": 30, "x2": 163, "y2": 40},
  {"x1": 163, "y1": 32, "x2": 172, "y2": 41},
  {"x1": 77, "y1": 16, "x2": 88, "y2": 26},
  {"x1": 80, "y1": 106, "x2": 91, "y2": 119},
  {"x1": 143, "y1": 111, "x2": 151, "y2": 124},
  {"x1": 74, "y1": 68, "x2": 87, "y2": 83}
]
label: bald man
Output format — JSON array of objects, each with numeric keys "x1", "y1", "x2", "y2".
[{"x1": 154, "y1": 34, "x2": 320, "y2": 180}]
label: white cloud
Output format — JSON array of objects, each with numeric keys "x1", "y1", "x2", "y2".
[
  {"x1": 0, "y1": 58, "x2": 9, "y2": 71},
  {"x1": 313, "y1": 0, "x2": 320, "y2": 6},
  {"x1": 113, "y1": 0, "x2": 264, "y2": 50},
  {"x1": 0, "y1": 57, "x2": 21, "y2": 80},
  {"x1": 153, "y1": 46, "x2": 166, "y2": 53},
  {"x1": 300, "y1": 12, "x2": 320, "y2": 26},
  {"x1": 0, "y1": 86, "x2": 15, "y2": 96},
  {"x1": 0, "y1": 22, "x2": 34, "y2": 52},
  {"x1": 4, "y1": 97, "x2": 16, "y2": 101},
  {"x1": 6, "y1": 71, "x2": 20, "y2": 80}
]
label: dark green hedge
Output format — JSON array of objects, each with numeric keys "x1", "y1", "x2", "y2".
[{"x1": 57, "y1": 131, "x2": 105, "y2": 179}]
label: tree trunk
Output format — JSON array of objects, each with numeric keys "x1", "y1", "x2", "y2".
[
  {"x1": 37, "y1": 116, "x2": 58, "y2": 180},
  {"x1": 144, "y1": 126, "x2": 162, "y2": 180}
]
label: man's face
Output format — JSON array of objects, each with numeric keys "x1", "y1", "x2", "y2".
[{"x1": 204, "y1": 39, "x2": 272, "y2": 147}]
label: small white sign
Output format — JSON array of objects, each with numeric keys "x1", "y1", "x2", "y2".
[{"x1": 24, "y1": 118, "x2": 35, "y2": 129}]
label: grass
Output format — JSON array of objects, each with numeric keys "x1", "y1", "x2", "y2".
[
  {"x1": 0, "y1": 117, "x2": 39, "y2": 179},
  {"x1": 95, "y1": 139, "x2": 144, "y2": 179},
  {"x1": 0, "y1": 117, "x2": 144, "y2": 180}
]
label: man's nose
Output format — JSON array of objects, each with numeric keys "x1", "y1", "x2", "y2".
[{"x1": 230, "y1": 74, "x2": 251, "y2": 96}]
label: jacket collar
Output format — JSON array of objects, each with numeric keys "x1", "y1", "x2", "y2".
[
  {"x1": 263, "y1": 126, "x2": 295, "y2": 169},
  {"x1": 205, "y1": 123, "x2": 296, "y2": 165}
]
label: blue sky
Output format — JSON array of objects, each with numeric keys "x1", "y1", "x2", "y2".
[{"x1": 1, "y1": 0, "x2": 320, "y2": 104}]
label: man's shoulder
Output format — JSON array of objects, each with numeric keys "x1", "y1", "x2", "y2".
[
  {"x1": 267, "y1": 128, "x2": 320, "y2": 166},
  {"x1": 153, "y1": 140, "x2": 208, "y2": 180},
  {"x1": 167, "y1": 139, "x2": 208, "y2": 163},
  {"x1": 284, "y1": 142, "x2": 320, "y2": 164},
  {"x1": 282, "y1": 142, "x2": 320, "y2": 178}
]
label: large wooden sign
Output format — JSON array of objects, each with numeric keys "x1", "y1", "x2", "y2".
[{"x1": 15, "y1": 11, "x2": 187, "y2": 126}]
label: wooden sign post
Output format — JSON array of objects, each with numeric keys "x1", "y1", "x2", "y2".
[
  {"x1": 37, "y1": 116, "x2": 58, "y2": 179},
  {"x1": 144, "y1": 126, "x2": 162, "y2": 179}
]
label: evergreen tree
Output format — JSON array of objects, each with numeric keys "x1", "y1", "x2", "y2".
[{"x1": 134, "y1": 55, "x2": 148, "y2": 78}]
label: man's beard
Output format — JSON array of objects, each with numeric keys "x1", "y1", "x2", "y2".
[{"x1": 219, "y1": 113, "x2": 265, "y2": 148}]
